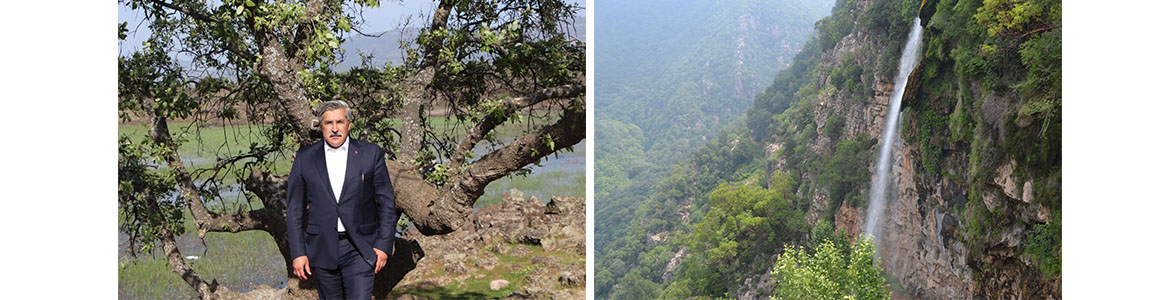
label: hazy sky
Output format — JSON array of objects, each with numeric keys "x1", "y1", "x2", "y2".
[
  {"x1": 119, "y1": 0, "x2": 582, "y2": 56},
  {"x1": 120, "y1": 0, "x2": 440, "y2": 56}
]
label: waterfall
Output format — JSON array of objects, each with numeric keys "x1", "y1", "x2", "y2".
[{"x1": 863, "y1": 18, "x2": 925, "y2": 238}]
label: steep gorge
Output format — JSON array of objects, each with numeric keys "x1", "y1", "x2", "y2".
[
  {"x1": 764, "y1": 0, "x2": 1062, "y2": 298},
  {"x1": 594, "y1": 0, "x2": 1060, "y2": 298}
]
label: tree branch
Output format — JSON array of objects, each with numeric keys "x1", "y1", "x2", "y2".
[
  {"x1": 125, "y1": 160, "x2": 218, "y2": 299},
  {"x1": 422, "y1": 0, "x2": 455, "y2": 68},
  {"x1": 145, "y1": 0, "x2": 255, "y2": 61},
  {"x1": 447, "y1": 104, "x2": 584, "y2": 208},
  {"x1": 1017, "y1": 25, "x2": 1060, "y2": 39},
  {"x1": 147, "y1": 0, "x2": 215, "y2": 23},
  {"x1": 445, "y1": 84, "x2": 585, "y2": 180},
  {"x1": 149, "y1": 113, "x2": 269, "y2": 236},
  {"x1": 502, "y1": 84, "x2": 585, "y2": 111}
]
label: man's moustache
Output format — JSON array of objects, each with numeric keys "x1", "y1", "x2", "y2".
[{"x1": 330, "y1": 132, "x2": 342, "y2": 137}]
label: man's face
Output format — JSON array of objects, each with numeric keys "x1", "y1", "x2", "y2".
[{"x1": 320, "y1": 108, "x2": 350, "y2": 148}]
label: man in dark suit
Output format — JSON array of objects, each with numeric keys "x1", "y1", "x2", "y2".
[{"x1": 286, "y1": 100, "x2": 398, "y2": 299}]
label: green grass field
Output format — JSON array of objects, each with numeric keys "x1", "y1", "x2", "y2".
[{"x1": 118, "y1": 120, "x2": 583, "y2": 299}]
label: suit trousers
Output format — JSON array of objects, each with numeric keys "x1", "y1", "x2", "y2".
[{"x1": 311, "y1": 234, "x2": 374, "y2": 300}]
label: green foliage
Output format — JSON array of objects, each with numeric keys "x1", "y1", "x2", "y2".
[
  {"x1": 915, "y1": 110, "x2": 948, "y2": 177},
  {"x1": 594, "y1": 4, "x2": 831, "y2": 295},
  {"x1": 816, "y1": 0, "x2": 858, "y2": 51},
  {"x1": 974, "y1": 0, "x2": 1059, "y2": 39},
  {"x1": 809, "y1": 219, "x2": 850, "y2": 254},
  {"x1": 948, "y1": 97, "x2": 975, "y2": 143},
  {"x1": 597, "y1": 0, "x2": 1065, "y2": 297},
  {"x1": 818, "y1": 134, "x2": 877, "y2": 212},
  {"x1": 747, "y1": 38, "x2": 822, "y2": 141},
  {"x1": 1017, "y1": 30, "x2": 1061, "y2": 107},
  {"x1": 1024, "y1": 211, "x2": 1061, "y2": 278},
  {"x1": 824, "y1": 115, "x2": 846, "y2": 144},
  {"x1": 829, "y1": 55, "x2": 873, "y2": 103},
  {"x1": 667, "y1": 171, "x2": 806, "y2": 298},
  {"x1": 122, "y1": 0, "x2": 587, "y2": 297},
  {"x1": 771, "y1": 236, "x2": 890, "y2": 300},
  {"x1": 961, "y1": 186, "x2": 993, "y2": 255},
  {"x1": 858, "y1": 0, "x2": 917, "y2": 79},
  {"x1": 118, "y1": 136, "x2": 186, "y2": 256},
  {"x1": 612, "y1": 270, "x2": 662, "y2": 300},
  {"x1": 690, "y1": 173, "x2": 799, "y2": 264},
  {"x1": 660, "y1": 277, "x2": 696, "y2": 299}
]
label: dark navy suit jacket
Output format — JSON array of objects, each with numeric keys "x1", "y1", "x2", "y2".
[{"x1": 285, "y1": 138, "x2": 398, "y2": 270}]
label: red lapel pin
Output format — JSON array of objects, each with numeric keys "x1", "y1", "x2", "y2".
[{"x1": 354, "y1": 150, "x2": 358, "y2": 154}]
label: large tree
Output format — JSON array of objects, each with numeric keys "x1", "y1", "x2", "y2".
[{"x1": 117, "y1": 0, "x2": 584, "y2": 298}]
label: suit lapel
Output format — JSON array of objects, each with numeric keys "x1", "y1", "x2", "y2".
[
  {"x1": 311, "y1": 142, "x2": 338, "y2": 203},
  {"x1": 338, "y1": 139, "x2": 362, "y2": 205}
]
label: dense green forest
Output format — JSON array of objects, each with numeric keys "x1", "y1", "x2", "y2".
[
  {"x1": 595, "y1": 0, "x2": 1061, "y2": 298},
  {"x1": 593, "y1": 0, "x2": 834, "y2": 296}
]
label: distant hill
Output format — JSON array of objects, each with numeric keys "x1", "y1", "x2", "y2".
[{"x1": 336, "y1": 28, "x2": 419, "y2": 70}]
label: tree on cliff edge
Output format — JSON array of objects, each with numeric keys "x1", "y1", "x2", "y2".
[{"x1": 117, "y1": 0, "x2": 584, "y2": 298}]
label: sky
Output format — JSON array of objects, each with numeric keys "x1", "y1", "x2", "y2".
[
  {"x1": 119, "y1": 0, "x2": 582, "y2": 57},
  {"x1": 119, "y1": 0, "x2": 435, "y2": 56}
]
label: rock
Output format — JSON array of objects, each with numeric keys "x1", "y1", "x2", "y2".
[
  {"x1": 490, "y1": 279, "x2": 510, "y2": 291},
  {"x1": 833, "y1": 200, "x2": 861, "y2": 239},
  {"x1": 444, "y1": 262, "x2": 468, "y2": 275},
  {"x1": 511, "y1": 228, "x2": 545, "y2": 245},
  {"x1": 982, "y1": 191, "x2": 1000, "y2": 213},
  {"x1": 1021, "y1": 180, "x2": 1033, "y2": 204},
  {"x1": 662, "y1": 248, "x2": 687, "y2": 281},
  {"x1": 394, "y1": 193, "x2": 585, "y2": 298},
  {"x1": 558, "y1": 271, "x2": 584, "y2": 287},
  {"x1": 443, "y1": 253, "x2": 466, "y2": 264},
  {"x1": 993, "y1": 160, "x2": 1022, "y2": 201},
  {"x1": 394, "y1": 294, "x2": 430, "y2": 300},
  {"x1": 1037, "y1": 207, "x2": 1051, "y2": 223},
  {"x1": 541, "y1": 237, "x2": 558, "y2": 251}
]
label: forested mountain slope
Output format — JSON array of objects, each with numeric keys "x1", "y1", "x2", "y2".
[
  {"x1": 593, "y1": 0, "x2": 834, "y2": 297},
  {"x1": 596, "y1": 0, "x2": 1061, "y2": 298}
]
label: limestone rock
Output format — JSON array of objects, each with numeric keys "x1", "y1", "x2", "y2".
[
  {"x1": 490, "y1": 279, "x2": 510, "y2": 291},
  {"x1": 1021, "y1": 180, "x2": 1034, "y2": 204},
  {"x1": 993, "y1": 160, "x2": 1022, "y2": 201}
]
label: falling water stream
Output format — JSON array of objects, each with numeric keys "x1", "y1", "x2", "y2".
[{"x1": 863, "y1": 17, "x2": 925, "y2": 238}]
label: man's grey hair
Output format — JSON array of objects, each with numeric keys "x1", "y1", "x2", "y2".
[{"x1": 315, "y1": 100, "x2": 352, "y2": 124}]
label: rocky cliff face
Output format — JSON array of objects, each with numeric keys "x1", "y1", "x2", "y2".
[{"x1": 769, "y1": 0, "x2": 1060, "y2": 299}]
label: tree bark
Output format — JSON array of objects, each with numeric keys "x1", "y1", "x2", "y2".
[{"x1": 393, "y1": 99, "x2": 586, "y2": 235}]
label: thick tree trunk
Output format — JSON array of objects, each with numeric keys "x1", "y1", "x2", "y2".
[
  {"x1": 254, "y1": 33, "x2": 319, "y2": 148},
  {"x1": 391, "y1": 101, "x2": 586, "y2": 235}
]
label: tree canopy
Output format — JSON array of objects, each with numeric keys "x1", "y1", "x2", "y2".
[
  {"x1": 118, "y1": 0, "x2": 584, "y2": 298},
  {"x1": 771, "y1": 236, "x2": 890, "y2": 300}
]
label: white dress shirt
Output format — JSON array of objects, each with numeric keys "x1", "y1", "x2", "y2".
[{"x1": 325, "y1": 137, "x2": 349, "y2": 232}]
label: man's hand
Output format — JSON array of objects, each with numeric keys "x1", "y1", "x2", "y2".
[
  {"x1": 293, "y1": 256, "x2": 312, "y2": 280},
  {"x1": 373, "y1": 248, "x2": 388, "y2": 273}
]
